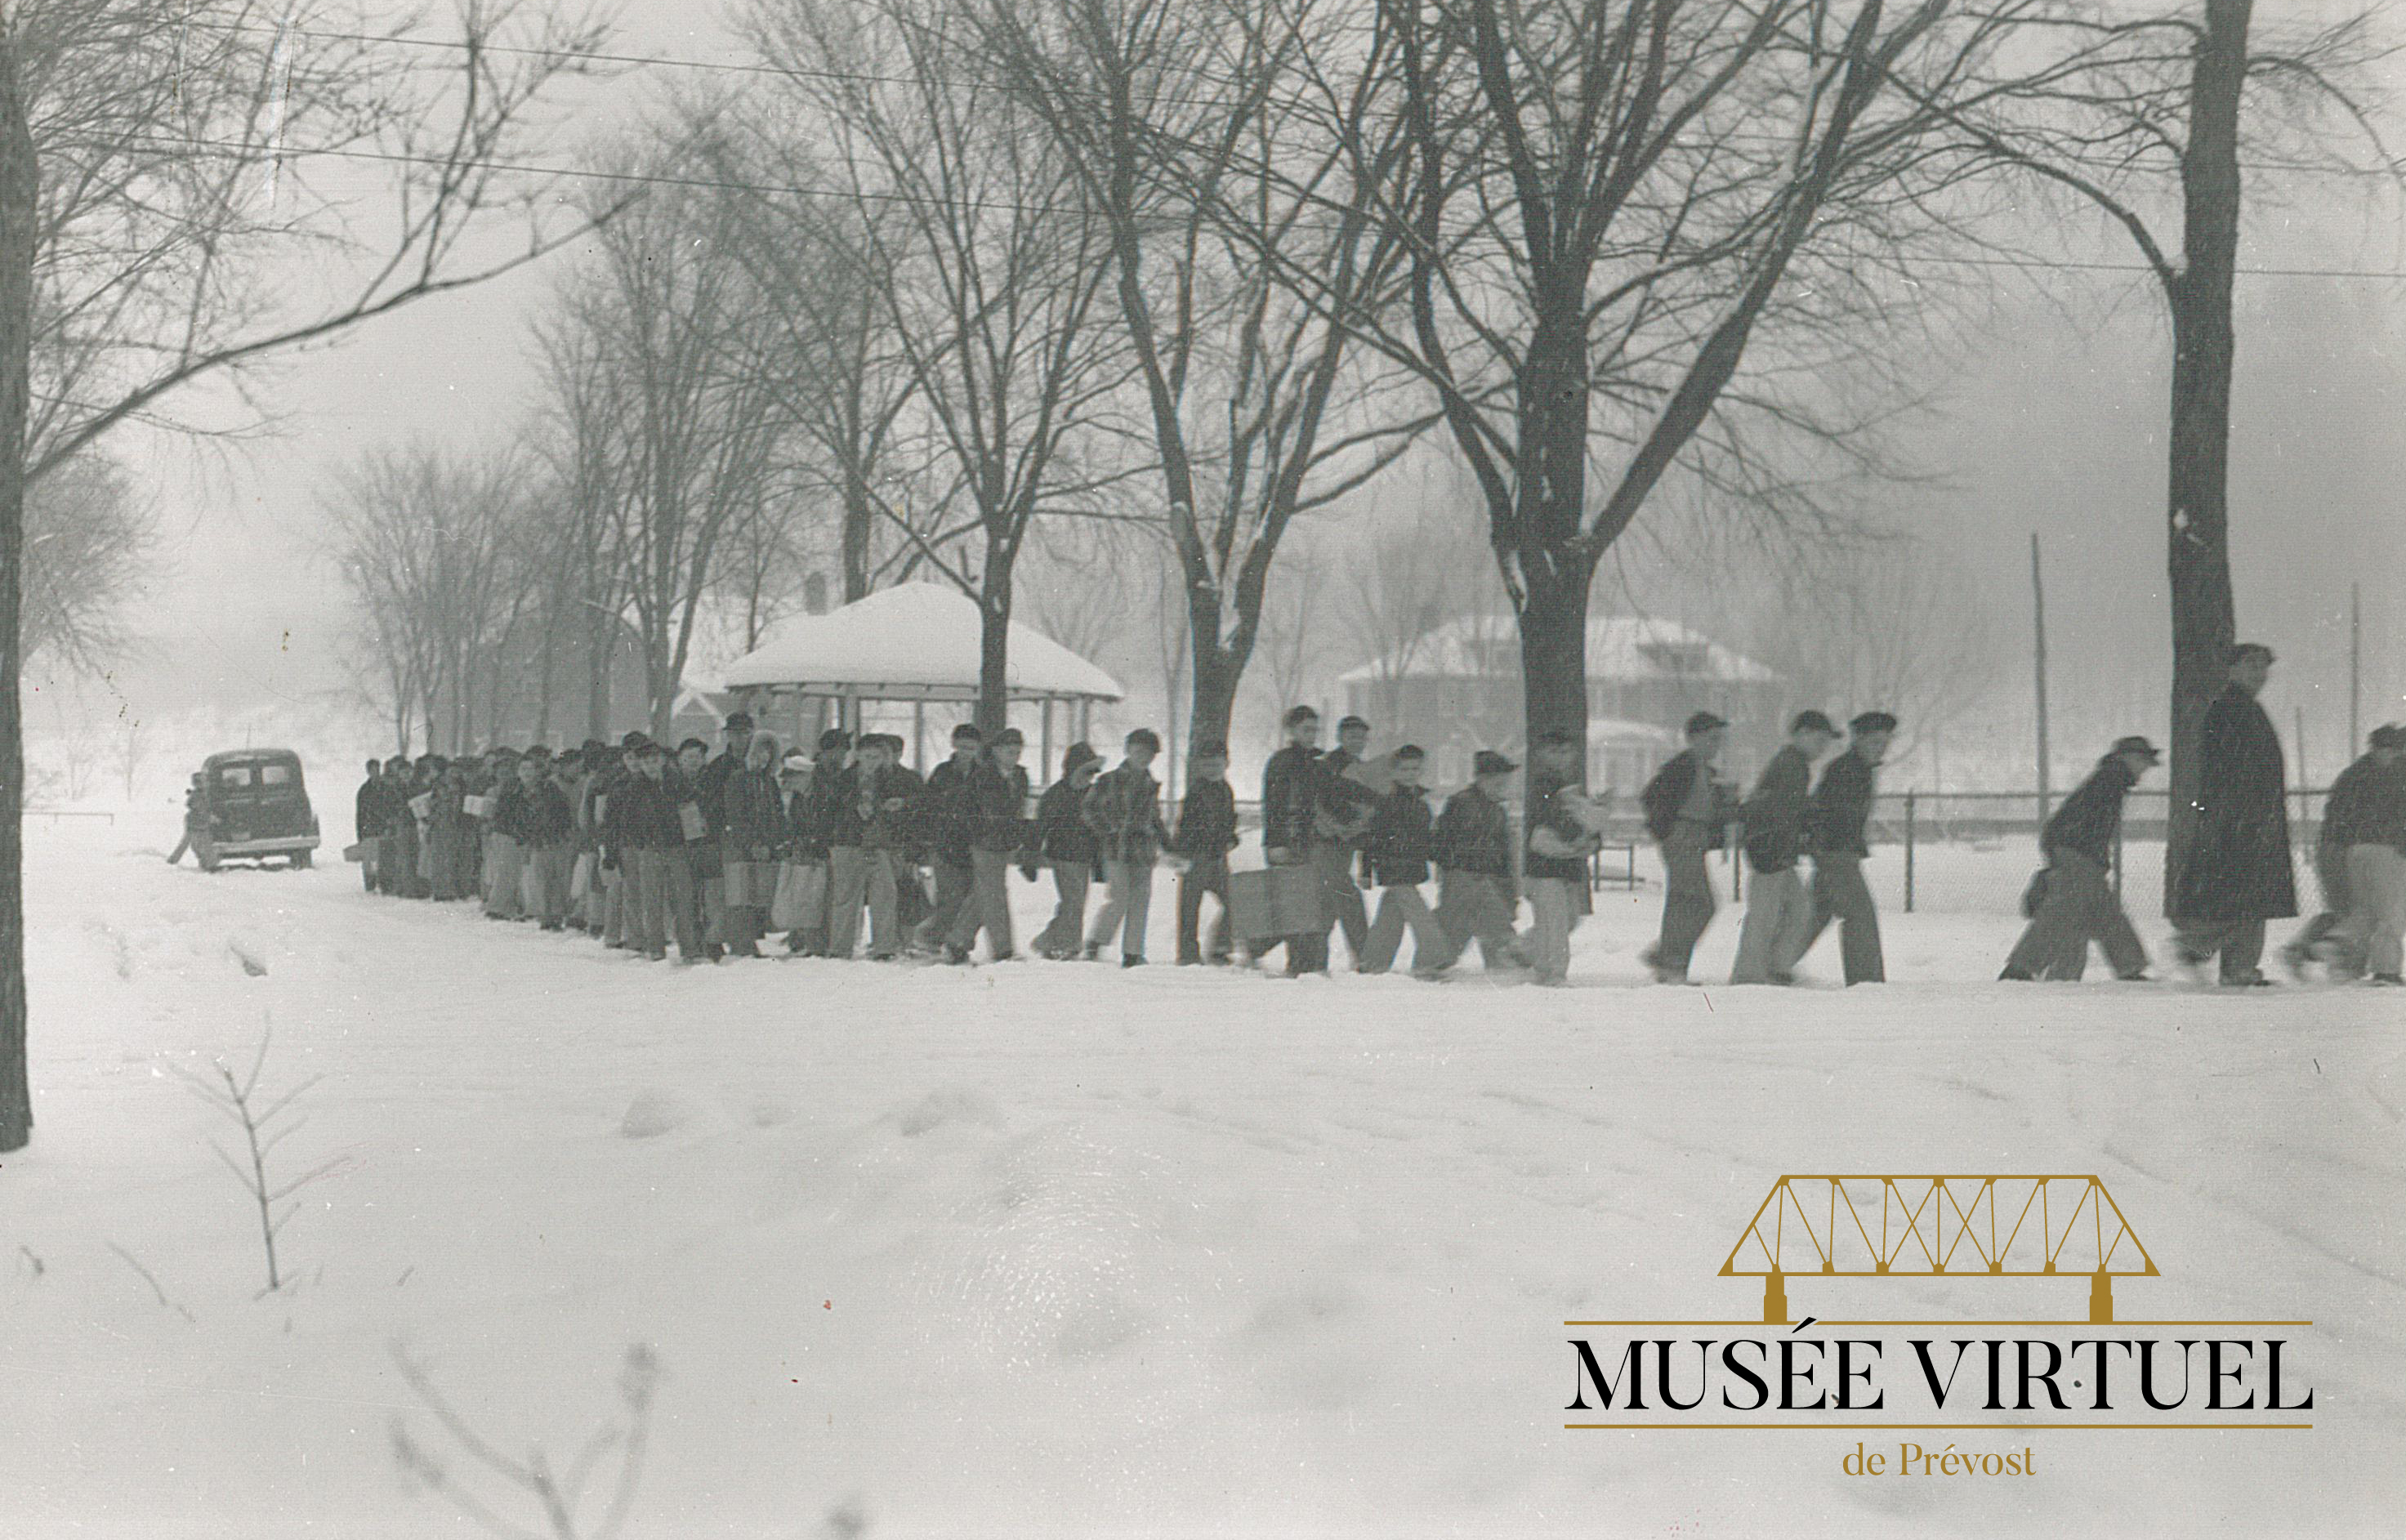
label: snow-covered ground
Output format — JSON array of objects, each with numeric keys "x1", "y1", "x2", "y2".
[{"x1": 6, "y1": 814, "x2": 2401, "y2": 1538}]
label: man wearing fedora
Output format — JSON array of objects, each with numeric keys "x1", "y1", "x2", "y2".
[
  {"x1": 2172, "y1": 642, "x2": 2297, "y2": 985},
  {"x1": 2000, "y1": 735, "x2": 2160, "y2": 981}
]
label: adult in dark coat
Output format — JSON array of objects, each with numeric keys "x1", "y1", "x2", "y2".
[
  {"x1": 1429, "y1": 752, "x2": 1525, "y2": 970},
  {"x1": 2172, "y1": 644, "x2": 2297, "y2": 984},
  {"x1": 1170, "y1": 741, "x2": 1239, "y2": 966},
  {"x1": 2001, "y1": 737, "x2": 2158, "y2": 982},
  {"x1": 1261, "y1": 707, "x2": 1333, "y2": 975},
  {"x1": 355, "y1": 761, "x2": 386, "y2": 891},
  {"x1": 1030, "y1": 744, "x2": 1102, "y2": 958},
  {"x1": 944, "y1": 730, "x2": 1033, "y2": 963}
]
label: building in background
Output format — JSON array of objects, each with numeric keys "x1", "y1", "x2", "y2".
[{"x1": 1334, "y1": 613, "x2": 1782, "y2": 792}]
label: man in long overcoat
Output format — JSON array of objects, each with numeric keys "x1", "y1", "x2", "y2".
[{"x1": 2172, "y1": 643, "x2": 2297, "y2": 985}]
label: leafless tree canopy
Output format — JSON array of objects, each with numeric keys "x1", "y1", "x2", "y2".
[{"x1": 21, "y1": 449, "x2": 147, "y2": 670}]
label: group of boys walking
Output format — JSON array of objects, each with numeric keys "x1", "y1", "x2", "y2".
[{"x1": 350, "y1": 638, "x2": 2406, "y2": 989}]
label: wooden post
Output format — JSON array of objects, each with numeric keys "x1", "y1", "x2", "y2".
[
  {"x1": 2031, "y1": 533, "x2": 2052, "y2": 825},
  {"x1": 1904, "y1": 792, "x2": 1917, "y2": 914},
  {"x1": 912, "y1": 700, "x2": 926, "y2": 771},
  {"x1": 2350, "y1": 582, "x2": 2362, "y2": 754},
  {"x1": 1041, "y1": 698, "x2": 1054, "y2": 781}
]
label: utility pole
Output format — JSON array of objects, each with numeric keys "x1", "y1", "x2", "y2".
[
  {"x1": 2031, "y1": 533, "x2": 2051, "y2": 824},
  {"x1": 2349, "y1": 581, "x2": 2361, "y2": 753}
]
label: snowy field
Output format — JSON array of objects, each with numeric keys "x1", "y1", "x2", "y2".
[{"x1": 6, "y1": 813, "x2": 2402, "y2": 1538}]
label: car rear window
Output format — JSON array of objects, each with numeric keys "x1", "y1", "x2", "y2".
[{"x1": 216, "y1": 761, "x2": 297, "y2": 788}]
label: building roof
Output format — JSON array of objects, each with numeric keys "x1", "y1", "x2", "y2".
[
  {"x1": 1335, "y1": 614, "x2": 1778, "y2": 688},
  {"x1": 720, "y1": 583, "x2": 1125, "y2": 702}
]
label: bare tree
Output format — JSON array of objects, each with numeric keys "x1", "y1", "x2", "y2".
[
  {"x1": 1337, "y1": 0, "x2": 2039, "y2": 789},
  {"x1": 21, "y1": 449, "x2": 147, "y2": 670},
  {"x1": 1899, "y1": 0, "x2": 2398, "y2": 908},
  {"x1": 0, "y1": 0, "x2": 617, "y2": 1153},
  {"x1": 1333, "y1": 472, "x2": 1501, "y2": 728},
  {"x1": 752, "y1": 0, "x2": 1133, "y2": 732},
  {"x1": 975, "y1": 0, "x2": 1435, "y2": 755}
]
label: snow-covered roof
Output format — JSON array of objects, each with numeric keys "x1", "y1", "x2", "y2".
[
  {"x1": 1335, "y1": 614, "x2": 1778, "y2": 688},
  {"x1": 1589, "y1": 716, "x2": 1676, "y2": 746},
  {"x1": 721, "y1": 583, "x2": 1124, "y2": 702}
]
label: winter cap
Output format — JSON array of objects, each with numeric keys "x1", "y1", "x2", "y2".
[
  {"x1": 2110, "y1": 735, "x2": 2162, "y2": 763},
  {"x1": 989, "y1": 727, "x2": 1024, "y2": 748},
  {"x1": 2226, "y1": 641, "x2": 2275, "y2": 665},
  {"x1": 1337, "y1": 715, "x2": 1371, "y2": 734},
  {"x1": 1850, "y1": 711, "x2": 1899, "y2": 734},
  {"x1": 635, "y1": 739, "x2": 667, "y2": 760},
  {"x1": 1061, "y1": 741, "x2": 1100, "y2": 772},
  {"x1": 1283, "y1": 705, "x2": 1320, "y2": 728},
  {"x1": 677, "y1": 737, "x2": 709, "y2": 755},
  {"x1": 725, "y1": 711, "x2": 754, "y2": 731},
  {"x1": 620, "y1": 731, "x2": 650, "y2": 749},
  {"x1": 1125, "y1": 727, "x2": 1162, "y2": 752},
  {"x1": 819, "y1": 728, "x2": 853, "y2": 752},
  {"x1": 1473, "y1": 749, "x2": 1518, "y2": 777},
  {"x1": 2369, "y1": 723, "x2": 2406, "y2": 751},
  {"x1": 951, "y1": 723, "x2": 984, "y2": 743},
  {"x1": 1393, "y1": 743, "x2": 1426, "y2": 762},
  {"x1": 1790, "y1": 710, "x2": 1839, "y2": 737},
  {"x1": 1684, "y1": 711, "x2": 1729, "y2": 737}
]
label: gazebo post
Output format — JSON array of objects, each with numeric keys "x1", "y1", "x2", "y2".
[
  {"x1": 1079, "y1": 698, "x2": 1091, "y2": 745},
  {"x1": 912, "y1": 700, "x2": 925, "y2": 771},
  {"x1": 1041, "y1": 698, "x2": 1054, "y2": 780}
]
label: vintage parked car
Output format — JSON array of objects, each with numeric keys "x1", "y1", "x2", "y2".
[{"x1": 181, "y1": 749, "x2": 322, "y2": 871}]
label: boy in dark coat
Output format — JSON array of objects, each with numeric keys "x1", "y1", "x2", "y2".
[
  {"x1": 2001, "y1": 736, "x2": 2158, "y2": 981},
  {"x1": 1082, "y1": 729, "x2": 1167, "y2": 966},
  {"x1": 1030, "y1": 744, "x2": 1102, "y2": 959},
  {"x1": 1786, "y1": 711, "x2": 1895, "y2": 984},
  {"x1": 827, "y1": 735, "x2": 915, "y2": 960},
  {"x1": 1356, "y1": 746, "x2": 1449, "y2": 975},
  {"x1": 1430, "y1": 751, "x2": 1525, "y2": 969},
  {"x1": 355, "y1": 761, "x2": 386, "y2": 891},
  {"x1": 1639, "y1": 712, "x2": 1738, "y2": 983},
  {"x1": 2172, "y1": 644, "x2": 2297, "y2": 985},
  {"x1": 1523, "y1": 729, "x2": 1602, "y2": 984},
  {"x1": 916, "y1": 723, "x2": 984, "y2": 953},
  {"x1": 1261, "y1": 706, "x2": 1337, "y2": 975},
  {"x1": 943, "y1": 728, "x2": 1033, "y2": 963},
  {"x1": 2321, "y1": 725, "x2": 2406, "y2": 984},
  {"x1": 1730, "y1": 711, "x2": 1837, "y2": 984},
  {"x1": 1171, "y1": 740, "x2": 1239, "y2": 966}
]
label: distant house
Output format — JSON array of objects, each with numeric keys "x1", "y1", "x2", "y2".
[{"x1": 1334, "y1": 613, "x2": 1781, "y2": 791}]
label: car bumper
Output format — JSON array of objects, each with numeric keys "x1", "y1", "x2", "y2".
[{"x1": 210, "y1": 835, "x2": 320, "y2": 857}]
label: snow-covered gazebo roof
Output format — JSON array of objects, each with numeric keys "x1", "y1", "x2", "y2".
[{"x1": 721, "y1": 583, "x2": 1123, "y2": 703}]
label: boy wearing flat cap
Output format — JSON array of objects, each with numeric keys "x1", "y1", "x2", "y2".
[
  {"x1": 2001, "y1": 735, "x2": 2159, "y2": 982},
  {"x1": 1639, "y1": 711, "x2": 1739, "y2": 984},
  {"x1": 1785, "y1": 710, "x2": 1895, "y2": 984}
]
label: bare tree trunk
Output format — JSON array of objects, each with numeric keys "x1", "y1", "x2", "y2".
[
  {"x1": 841, "y1": 471, "x2": 872, "y2": 603},
  {"x1": 2163, "y1": 0, "x2": 2249, "y2": 917},
  {"x1": 976, "y1": 568, "x2": 1012, "y2": 735},
  {"x1": 0, "y1": 35, "x2": 34, "y2": 1152},
  {"x1": 1517, "y1": 557, "x2": 1595, "y2": 770},
  {"x1": 585, "y1": 609, "x2": 613, "y2": 740},
  {"x1": 1187, "y1": 642, "x2": 1242, "y2": 763}
]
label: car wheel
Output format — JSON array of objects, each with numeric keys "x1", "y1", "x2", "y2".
[
  {"x1": 292, "y1": 851, "x2": 313, "y2": 870},
  {"x1": 197, "y1": 845, "x2": 221, "y2": 873}
]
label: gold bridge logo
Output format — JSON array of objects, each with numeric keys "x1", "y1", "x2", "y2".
[{"x1": 1720, "y1": 1175, "x2": 2158, "y2": 1324}]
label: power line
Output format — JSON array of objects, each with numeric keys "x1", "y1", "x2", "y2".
[{"x1": 127, "y1": 131, "x2": 2406, "y2": 283}]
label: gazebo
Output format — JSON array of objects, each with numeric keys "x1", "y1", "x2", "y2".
[{"x1": 718, "y1": 584, "x2": 1124, "y2": 774}]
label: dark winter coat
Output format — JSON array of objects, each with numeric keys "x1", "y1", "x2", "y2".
[
  {"x1": 1809, "y1": 749, "x2": 1878, "y2": 859},
  {"x1": 1432, "y1": 785, "x2": 1513, "y2": 882},
  {"x1": 696, "y1": 748, "x2": 744, "y2": 837},
  {"x1": 1524, "y1": 771, "x2": 1593, "y2": 882},
  {"x1": 614, "y1": 771, "x2": 685, "y2": 850},
  {"x1": 962, "y1": 758, "x2": 1033, "y2": 853},
  {"x1": 518, "y1": 780, "x2": 576, "y2": 849},
  {"x1": 2322, "y1": 752, "x2": 2406, "y2": 853},
  {"x1": 2173, "y1": 685, "x2": 2298, "y2": 922},
  {"x1": 1083, "y1": 763, "x2": 1166, "y2": 864},
  {"x1": 2042, "y1": 757, "x2": 2137, "y2": 868},
  {"x1": 720, "y1": 766, "x2": 788, "y2": 858},
  {"x1": 1741, "y1": 744, "x2": 1814, "y2": 874},
  {"x1": 919, "y1": 756, "x2": 980, "y2": 864},
  {"x1": 1640, "y1": 749, "x2": 1734, "y2": 848},
  {"x1": 1261, "y1": 744, "x2": 1324, "y2": 851},
  {"x1": 1363, "y1": 783, "x2": 1436, "y2": 887},
  {"x1": 1036, "y1": 777, "x2": 1100, "y2": 867},
  {"x1": 1171, "y1": 778, "x2": 1239, "y2": 859},
  {"x1": 795, "y1": 762, "x2": 850, "y2": 858},
  {"x1": 356, "y1": 777, "x2": 390, "y2": 839}
]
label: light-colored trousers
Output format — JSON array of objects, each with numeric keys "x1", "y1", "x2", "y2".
[
  {"x1": 1086, "y1": 857, "x2": 1154, "y2": 959},
  {"x1": 944, "y1": 848, "x2": 1016, "y2": 958},
  {"x1": 2340, "y1": 845, "x2": 2406, "y2": 978},
  {"x1": 828, "y1": 845, "x2": 901, "y2": 959},
  {"x1": 1033, "y1": 861, "x2": 1091, "y2": 957},
  {"x1": 1730, "y1": 866, "x2": 1814, "y2": 984},
  {"x1": 1525, "y1": 877, "x2": 1580, "y2": 984}
]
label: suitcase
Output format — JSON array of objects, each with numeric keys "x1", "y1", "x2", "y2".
[{"x1": 1228, "y1": 864, "x2": 1325, "y2": 944}]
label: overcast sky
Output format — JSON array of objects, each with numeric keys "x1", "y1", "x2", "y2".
[{"x1": 59, "y1": 0, "x2": 2406, "y2": 776}]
